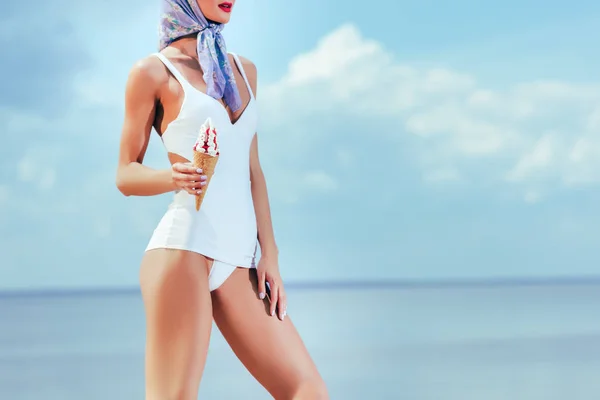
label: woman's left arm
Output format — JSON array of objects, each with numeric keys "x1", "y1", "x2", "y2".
[
  {"x1": 250, "y1": 137, "x2": 278, "y2": 260},
  {"x1": 243, "y1": 56, "x2": 287, "y2": 321}
]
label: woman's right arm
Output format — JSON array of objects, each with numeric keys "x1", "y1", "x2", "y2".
[{"x1": 115, "y1": 58, "x2": 206, "y2": 197}]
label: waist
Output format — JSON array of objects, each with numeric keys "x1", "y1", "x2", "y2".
[
  {"x1": 165, "y1": 186, "x2": 257, "y2": 244},
  {"x1": 170, "y1": 178, "x2": 253, "y2": 208}
]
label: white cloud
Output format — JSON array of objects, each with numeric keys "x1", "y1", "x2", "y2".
[
  {"x1": 261, "y1": 23, "x2": 600, "y2": 202},
  {"x1": 506, "y1": 134, "x2": 557, "y2": 183},
  {"x1": 283, "y1": 24, "x2": 389, "y2": 88}
]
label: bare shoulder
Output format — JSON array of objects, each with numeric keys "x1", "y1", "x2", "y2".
[
  {"x1": 237, "y1": 55, "x2": 257, "y2": 76},
  {"x1": 126, "y1": 54, "x2": 170, "y2": 93},
  {"x1": 235, "y1": 54, "x2": 257, "y2": 95}
]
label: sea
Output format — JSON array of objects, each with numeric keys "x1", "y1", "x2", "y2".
[{"x1": 1, "y1": 281, "x2": 599, "y2": 400}]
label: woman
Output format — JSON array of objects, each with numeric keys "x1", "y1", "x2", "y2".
[{"x1": 115, "y1": 1, "x2": 328, "y2": 399}]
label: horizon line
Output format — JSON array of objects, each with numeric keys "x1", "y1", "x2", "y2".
[{"x1": 1, "y1": 275, "x2": 600, "y2": 298}]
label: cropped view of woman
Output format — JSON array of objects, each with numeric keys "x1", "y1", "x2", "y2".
[{"x1": 115, "y1": 1, "x2": 328, "y2": 398}]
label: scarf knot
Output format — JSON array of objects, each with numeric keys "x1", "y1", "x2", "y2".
[{"x1": 158, "y1": 0, "x2": 242, "y2": 112}]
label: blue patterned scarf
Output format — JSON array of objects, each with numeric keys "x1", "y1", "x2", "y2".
[{"x1": 158, "y1": 0, "x2": 242, "y2": 112}]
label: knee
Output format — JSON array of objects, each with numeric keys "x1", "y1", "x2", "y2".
[{"x1": 291, "y1": 378, "x2": 329, "y2": 400}]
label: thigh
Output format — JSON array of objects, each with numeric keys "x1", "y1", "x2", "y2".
[
  {"x1": 211, "y1": 267, "x2": 324, "y2": 399},
  {"x1": 140, "y1": 249, "x2": 213, "y2": 400}
]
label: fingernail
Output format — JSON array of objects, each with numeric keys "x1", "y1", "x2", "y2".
[
  {"x1": 271, "y1": 310, "x2": 275, "y2": 316},
  {"x1": 259, "y1": 292, "x2": 265, "y2": 300},
  {"x1": 196, "y1": 190, "x2": 202, "y2": 194},
  {"x1": 196, "y1": 168, "x2": 203, "y2": 173},
  {"x1": 200, "y1": 181, "x2": 207, "y2": 186},
  {"x1": 202, "y1": 175, "x2": 208, "y2": 180}
]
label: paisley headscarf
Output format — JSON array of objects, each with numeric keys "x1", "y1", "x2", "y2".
[{"x1": 158, "y1": 0, "x2": 242, "y2": 111}]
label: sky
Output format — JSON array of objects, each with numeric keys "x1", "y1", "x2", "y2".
[{"x1": 1, "y1": 0, "x2": 600, "y2": 291}]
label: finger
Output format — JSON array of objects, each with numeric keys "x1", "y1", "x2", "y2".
[
  {"x1": 277, "y1": 287, "x2": 287, "y2": 321},
  {"x1": 173, "y1": 176, "x2": 202, "y2": 194},
  {"x1": 173, "y1": 162, "x2": 202, "y2": 175},
  {"x1": 184, "y1": 180, "x2": 207, "y2": 188},
  {"x1": 172, "y1": 174, "x2": 202, "y2": 195},
  {"x1": 172, "y1": 171, "x2": 195, "y2": 182},
  {"x1": 182, "y1": 173, "x2": 207, "y2": 182},
  {"x1": 257, "y1": 271, "x2": 267, "y2": 301},
  {"x1": 173, "y1": 172, "x2": 206, "y2": 186},
  {"x1": 268, "y1": 280, "x2": 279, "y2": 317},
  {"x1": 180, "y1": 185, "x2": 199, "y2": 195}
]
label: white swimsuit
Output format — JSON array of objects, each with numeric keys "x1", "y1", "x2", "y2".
[{"x1": 146, "y1": 52, "x2": 258, "y2": 291}]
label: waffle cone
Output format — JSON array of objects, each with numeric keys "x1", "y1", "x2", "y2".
[{"x1": 193, "y1": 152, "x2": 219, "y2": 211}]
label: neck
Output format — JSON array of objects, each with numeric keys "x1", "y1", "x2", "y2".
[{"x1": 169, "y1": 36, "x2": 199, "y2": 59}]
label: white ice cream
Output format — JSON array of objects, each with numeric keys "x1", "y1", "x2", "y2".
[{"x1": 193, "y1": 117, "x2": 219, "y2": 157}]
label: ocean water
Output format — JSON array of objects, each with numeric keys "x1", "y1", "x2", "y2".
[{"x1": 1, "y1": 282, "x2": 600, "y2": 400}]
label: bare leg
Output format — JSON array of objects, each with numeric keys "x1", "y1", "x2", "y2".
[
  {"x1": 211, "y1": 268, "x2": 328, "y2": 400},
  {"x1": 140, "y1": 249, "x2": 213, "y2": 400}
]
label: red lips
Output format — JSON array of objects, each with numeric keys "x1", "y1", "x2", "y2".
[{"x1": 218, "y1": 2, "x2": 233, "y2": 13}]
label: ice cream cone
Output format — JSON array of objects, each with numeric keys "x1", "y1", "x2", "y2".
[
  {"x1": 192, "y1": 117, "x2": 220, "y2": 211},
  {"x1": 193, "y1": 151, "x2": 219, "y2": 211}
]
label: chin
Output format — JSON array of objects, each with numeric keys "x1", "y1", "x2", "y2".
[{"x1": 214, "y1": 14, "x2": 232, "y2": 24}]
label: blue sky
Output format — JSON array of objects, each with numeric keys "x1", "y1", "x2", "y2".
[{"x1": 1, "y1": 0, "x2": 600, "y2": 291}]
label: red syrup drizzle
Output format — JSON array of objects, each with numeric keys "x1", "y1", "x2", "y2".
[{"x1": 193, "y1": 126, "x2": 219, "y2": 156}]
